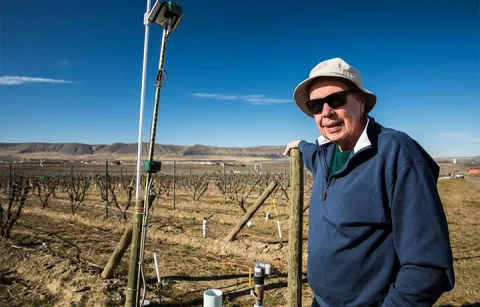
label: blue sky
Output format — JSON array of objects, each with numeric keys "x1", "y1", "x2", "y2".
[{"x1": 1, "y1": 0, "x2": 479, "y2": 157}]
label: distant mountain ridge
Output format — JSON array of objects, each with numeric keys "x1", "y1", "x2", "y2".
[
  {"x1": 0, "y1": 143, "x2": 478, "y2": 163},
  {"x1": 0, "y1": 142, "x2": 286, "y2": 161}
]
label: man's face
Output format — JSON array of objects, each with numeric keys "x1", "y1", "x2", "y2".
[{"x1": 309, "y1": 78, "x2": 366, "y2": 150}]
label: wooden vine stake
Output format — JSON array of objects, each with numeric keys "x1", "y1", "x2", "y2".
[
  {"x1": 224, "y1": 181, "x2": 278, "y2": 242},
  {"x1": 287, "y1": 149, "x2": 303, "y2": 307}
]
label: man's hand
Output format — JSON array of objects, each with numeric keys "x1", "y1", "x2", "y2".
[{"x1": 284, "y1": 140, "x2": 302, "y2": 156}]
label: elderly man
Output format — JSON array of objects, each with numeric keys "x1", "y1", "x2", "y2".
[{"x1": 284, "y1": 58, "x2": 454, "y2": 307}]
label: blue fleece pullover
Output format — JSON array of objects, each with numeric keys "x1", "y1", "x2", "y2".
[{"x1": 298, "y1": 117, "x2": 454, "y2": 307}]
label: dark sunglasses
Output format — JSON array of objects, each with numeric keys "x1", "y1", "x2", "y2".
[{"x1": 306, "y1": 90, "x2": 359, "y2": 115}]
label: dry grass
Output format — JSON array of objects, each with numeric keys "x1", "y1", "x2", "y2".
[
  {"x1": 435, "y1": 179, "x2": 480, "y2": 306},
  {"x1": 0, "y1": 177, "x2": 478, "y2": 306}
]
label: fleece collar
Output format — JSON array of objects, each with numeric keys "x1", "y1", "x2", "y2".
[{"x1": 316, "y1": 117, "x2": 371, "y2": 153}]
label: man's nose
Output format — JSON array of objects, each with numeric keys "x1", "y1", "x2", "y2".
[{"x1": 321, "y1": 102, "x2": 333, "y2": 117}]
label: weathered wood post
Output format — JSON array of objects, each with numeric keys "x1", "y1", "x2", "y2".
[
  {"x1": 173, "y1": 161, "x2": 176, "y2": 210},
  {"x1": 223, "y1": 162, "x2": 226, "y2": 204},
  {"x1": 105, "y1": 160, "x2": 109, "y2": 218},
  {"x1": 8, "y1": 164, "x2": 12, "y2": 207},
  {"x1": 125, "y1": 199, "x2": 144, "y2": 306},
  {"x1": 224, "y1": 181, "x2": 278, "y2": 242},
  {"x1": 287, "y1": 149, "x2": 303, "y2": 307},
  {"x1": 101, "y1": 223, "x2": 133, "y2": 279},
  {"x1": 70, "y1": 164, "x2": 73, "y2": 197}
]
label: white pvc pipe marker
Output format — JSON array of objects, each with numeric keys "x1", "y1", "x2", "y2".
[
  {"x1": 204, "y1": 289, "x2": 222, "y2": 307},
  {"x1": 203, "y1": 218, "x2": 207, "y2": 238},
  {"x1": 277, "y1": 220, "x2": 282, "y2": 242},
  {"x1": 153, "y1": 251, "x2": 161, "y2": 283}
]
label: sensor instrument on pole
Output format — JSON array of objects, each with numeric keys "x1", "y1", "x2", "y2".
[{"x1": 127, "y1": 2, "x2": 184, "y2": 307}]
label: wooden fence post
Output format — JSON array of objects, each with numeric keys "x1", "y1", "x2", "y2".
[
  {"x1": 105, "y1": 160, "x2": 109, "y2": 218},
  {"x1": 8, "y1": 164, "x2": 12, "y2": 207},
  {"x1": 287, "y1": 149, "x2": 303, "y2": 307},
  {"x1": 173, "y1": 161, "x2": 176, "y2": 210},
  {"x1": 223, "y1": 162, "x2": 226, "y2": 204},
  {"x1": 70, "y1": 164, "x2": 73, "y2": 196},
  {"x1": 101, "y1": 223, "x2": 133, "y2": 279}
]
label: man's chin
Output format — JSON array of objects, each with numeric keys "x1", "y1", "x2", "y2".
[{"x1": 325, "y1": 133, "x2": 345, "y2": 144}]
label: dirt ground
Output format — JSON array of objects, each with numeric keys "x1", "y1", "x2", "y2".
[{"x1": 1, "y1": 176, "x2": 479, "y2": 306}]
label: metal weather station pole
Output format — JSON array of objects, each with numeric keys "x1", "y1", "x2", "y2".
[{"x1": 126, "y1": 1, "x2": 183, "y2": 307}]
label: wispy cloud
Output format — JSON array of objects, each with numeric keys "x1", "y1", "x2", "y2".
[
  {"x1": 0, "y1": 76, "x2": 72, "y2": 85},
  {"x1": 191, "y1": 93, "x2": 239, "y2": 100},
  {"x1": 439, "y1": 132, "x2": 480, "y2": 143},
  {"x1": 190, "y1": 93, "x2": 291, "y2": 105}
]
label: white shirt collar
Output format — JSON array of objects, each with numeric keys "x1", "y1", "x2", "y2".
[{"x1": 316, "y1": 117, "x2": 371, "y2": 153}]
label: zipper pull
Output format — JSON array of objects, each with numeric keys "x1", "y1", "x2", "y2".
[{"x1": 322, "y1": 189, "x2": 327, "y2": 200}]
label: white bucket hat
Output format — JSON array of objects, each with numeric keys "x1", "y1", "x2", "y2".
[{"x1": 293, "y1": 57, "x2": 377, "y2": 117}]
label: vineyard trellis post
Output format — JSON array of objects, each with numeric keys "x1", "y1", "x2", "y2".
[
  {"x1": 8, "y1": 163, "x2": 12, "y2": 206},
  {"x1": 105, "y1": 161, "x2": 109, "y2": 219},
  {"x1": 173, "y1": 160, "x2": 176, "y2": 210},
  {"x1": 70, "y1": 164, "x2": 73, "y2": 197},
  {"x1": 223, "y1": 162, "x2": 226, "y2": 204},
  {"x1": 287, "y1": 149, "x2": 303, "y2": 307}
]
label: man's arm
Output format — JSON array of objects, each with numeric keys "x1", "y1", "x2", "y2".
[
  {"x1": 382, "y1": 161, "x2": 455, "y2": 307},
  {"x1": 284, "y1": 140, "x2": 318, "y2": 175}
]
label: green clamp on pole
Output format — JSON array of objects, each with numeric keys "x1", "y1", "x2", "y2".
[{"x1": 144, "y1": 160, "x2": 162, "y2": 173}]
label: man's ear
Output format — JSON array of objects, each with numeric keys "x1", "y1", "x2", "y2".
[
  {"x1": 357, "y1": 93, "x2": 366, "y2": 112},
  {"x1": 356, "y1": 93, "x2": 366, "y2": 104},
  {"x1": 360, "y1": 93, "x2": 366, "y2": 104}
]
